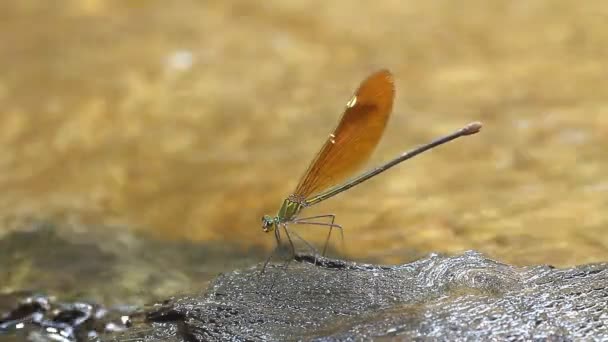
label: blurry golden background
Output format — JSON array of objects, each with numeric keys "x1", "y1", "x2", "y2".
[{"x1": 1, "y1": 0, "x2": 607, "y2": 267}]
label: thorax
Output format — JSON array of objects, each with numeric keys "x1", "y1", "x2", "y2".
[{"x1": 277, "y1": 197, "x2": 304, "y2": 222}]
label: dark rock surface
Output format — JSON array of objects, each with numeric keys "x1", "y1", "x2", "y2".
[
  {"x1": 0, "y1": 291, "x2": 134, "y2": 341},
  {"x1": 112, "y1": 251, "x2": 608, "y2": 341}
]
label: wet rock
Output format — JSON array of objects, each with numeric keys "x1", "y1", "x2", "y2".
[
  {"x1": 114, "y1": 251, "x2": 608, "y2": 341},
  {"x1": 0, "y1": 292, "x2": 134, "y2": 341}
]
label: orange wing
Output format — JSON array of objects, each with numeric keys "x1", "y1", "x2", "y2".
[{"x1": 293, "y1": 69, "x2": 395, "y2": 200}]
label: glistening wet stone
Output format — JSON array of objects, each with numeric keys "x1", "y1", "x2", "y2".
[
  {"x1": 114, "y1": 251, "x2": 608, "y2": 341},
  {"x1": 0, "y1": 292, "x2": 134, "y2": 341}
]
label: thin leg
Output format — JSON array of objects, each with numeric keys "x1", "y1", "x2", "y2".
[
  {"x1": 288, "y1": 228, "x2": 320, "y2": 265},
  {"x1": 268, "y1": 225, "x2": 299, "y2": 293},
  {"x1": 268, "y1": 253, "x2": 293, "y2": 294},
  {"x1": 294, "y1": 214, "x2": 337, "y2": 222},
  {"x1": 274, "y1": 222, "x2": 282, "y2": 244},
  {"x1": 261, "y1": 228, "x2": 282, "y2": 274},
  {"x1": 293, "y1": 214, "x2": 341, "y2": 256},
  {"x1": 294, "y1": 220, "x2": 350, "y2": 282},
  {"x1": 324, "y1": 215, "x2": 336, "y2": 256},
  {"x1": 292, "y1": 220, "x2": 344, "y2": 257},
  {"x1": 266, "y1": 225, "x2": 298, "y2": 294},
  {"x1": 282, "y1": 224, "x2": 296, "y2": 259},
  {"x1": 261, "y1": 243, "x2": 279, "y2": 274}
]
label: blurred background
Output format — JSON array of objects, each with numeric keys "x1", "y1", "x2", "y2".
[{"x1": 0, "y1": 1, "x2": 607, "y2": 303}]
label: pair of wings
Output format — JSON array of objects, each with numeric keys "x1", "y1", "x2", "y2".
[{"x1": 293, "y1": 69, "x2": 395, "y2": 200}]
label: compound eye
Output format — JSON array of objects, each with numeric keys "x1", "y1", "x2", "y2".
[{"x1": 261, "y1": 215, "x2": 273, "y2": 229}]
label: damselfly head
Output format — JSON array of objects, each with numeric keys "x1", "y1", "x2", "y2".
[{"x1": 261, "y1": 215, "x2": 276, "y2": 233}]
